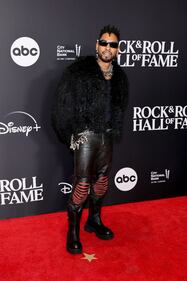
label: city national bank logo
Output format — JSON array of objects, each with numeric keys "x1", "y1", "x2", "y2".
[
  {"x1": 133, "y1": 105, "x2": 187, "y2": 131},
  {"x1": 57, "y1": 44, "x2": 81, "y2": 61},
  {"x1": 0, "y1": 111, "x2": 41, "y2": 137},
  {"x1": 114, "y1": 167, "x2": 138, "y2": 191},
  {"x1": 0, "y1": 176, "x2": 43, "y2": 205},
  {"x1": 58, "y1": 182, "x2": 72, "y2": 194},
  {"x1": 118, "y1": 40, "x2": 179, "y2": 67},
  {"x1": 151, "y1": 169, "x2": 170, "y2": 184},
  {"x1": 10, "y1": 37, "x2": 40, "y2": 67}
]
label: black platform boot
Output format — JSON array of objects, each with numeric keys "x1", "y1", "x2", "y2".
[
  {"x1": 66, "y1": 202, "x2": 83, "y2": 254},
  {"x1": 84, "y1": 194, "x2": 114, "y2": 240}
]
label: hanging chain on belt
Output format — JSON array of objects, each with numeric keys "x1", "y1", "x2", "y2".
[{"x1": 70, "y1": 130, "x2": 89, "y2": 150}]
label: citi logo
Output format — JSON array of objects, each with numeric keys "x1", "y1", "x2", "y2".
[
  {"x1": 114, "y1": 167, "x2": 138, "y2": 191},
  {"x1": 150, "y1": 169, "x2": 170, "y2": 183},
  {"x1": 10, "y1": 37, "x2": 40, "y2": 67}
]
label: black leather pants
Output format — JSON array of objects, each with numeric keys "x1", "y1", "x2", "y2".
[{"x1": 69, "y1": 131, "x2": 113, "y2": 206}]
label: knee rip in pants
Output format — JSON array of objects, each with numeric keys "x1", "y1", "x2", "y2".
[
  {"x1": 72, "y1": 181, "x2": 90, "y2": 205},
  {"x1": 93, "y1": 176, "x2": 108, "y2": 197}
]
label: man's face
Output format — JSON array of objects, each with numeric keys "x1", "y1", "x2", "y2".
[{"x1": 96, "y1": 32, "x2": 119, "y2": 63}]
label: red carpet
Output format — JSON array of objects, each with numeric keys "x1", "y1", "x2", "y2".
[{"x1": 0, "y1": 196, "x2": 187, "y2": 281}]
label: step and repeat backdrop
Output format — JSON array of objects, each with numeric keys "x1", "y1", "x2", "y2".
[{"x1": 0, "y1": 0, "x2": 186, "y2": 219}]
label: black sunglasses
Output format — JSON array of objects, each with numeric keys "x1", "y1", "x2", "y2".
[{"x1": 98, "y1": 39, "x2": 119, "y2": 49}]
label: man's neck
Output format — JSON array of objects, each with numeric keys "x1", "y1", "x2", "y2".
[{"x1": 97, "y1": 58, "x2": 112, "y2": 71}]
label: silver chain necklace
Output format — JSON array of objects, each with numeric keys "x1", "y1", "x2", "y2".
[{"x1": 101, "y1": 64, "x2": 113, "y2": 78}]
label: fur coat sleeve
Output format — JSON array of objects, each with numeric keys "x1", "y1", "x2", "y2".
[{"x1": 51, "y1": 67, "x2": 75, "y2": 145}]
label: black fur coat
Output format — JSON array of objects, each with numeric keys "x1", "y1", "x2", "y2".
[{"x1": 52, "y1": 56, "x2": 128, "y2": 145}]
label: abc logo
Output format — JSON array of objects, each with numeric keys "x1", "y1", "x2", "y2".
[
  {"x1": 10, "y1": 37, "x2": 40, "y2": 67},
  {"x1": 114, "y1": 167, "x2": 138, "y2": 191}
]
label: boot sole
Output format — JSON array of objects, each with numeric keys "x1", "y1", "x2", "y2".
[
  {"x1": 84, "y1": 224, "x2": 114, "y2": 240},
  {"x1": 66, "y1": 246, "x2": 82, "y2": 254}
]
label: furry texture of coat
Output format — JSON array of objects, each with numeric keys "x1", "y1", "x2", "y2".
[{"x1": 52, "y1": 56, "x2": 128, "y2": 145}]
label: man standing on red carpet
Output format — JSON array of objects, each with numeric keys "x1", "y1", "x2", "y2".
[{"x1": 52, "y1": 25, "x2": 128, "y2": 254}]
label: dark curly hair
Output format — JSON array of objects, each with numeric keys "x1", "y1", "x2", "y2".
[{"x1": 99, "y1": 25, "x2": 120, "y2": 41}]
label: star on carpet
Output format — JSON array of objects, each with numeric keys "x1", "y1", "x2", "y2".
[{"x1": 81, "y1": 253, "x2": 98, "y2": 262}]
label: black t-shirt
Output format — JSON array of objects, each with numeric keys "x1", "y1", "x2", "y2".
[{"x1": 104, "y1": 79, "x2": 112, "y2": 128}]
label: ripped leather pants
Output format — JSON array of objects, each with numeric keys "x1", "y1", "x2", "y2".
[{"x1": 69, "y1": 131, "x2": 113, "y2": 206}]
